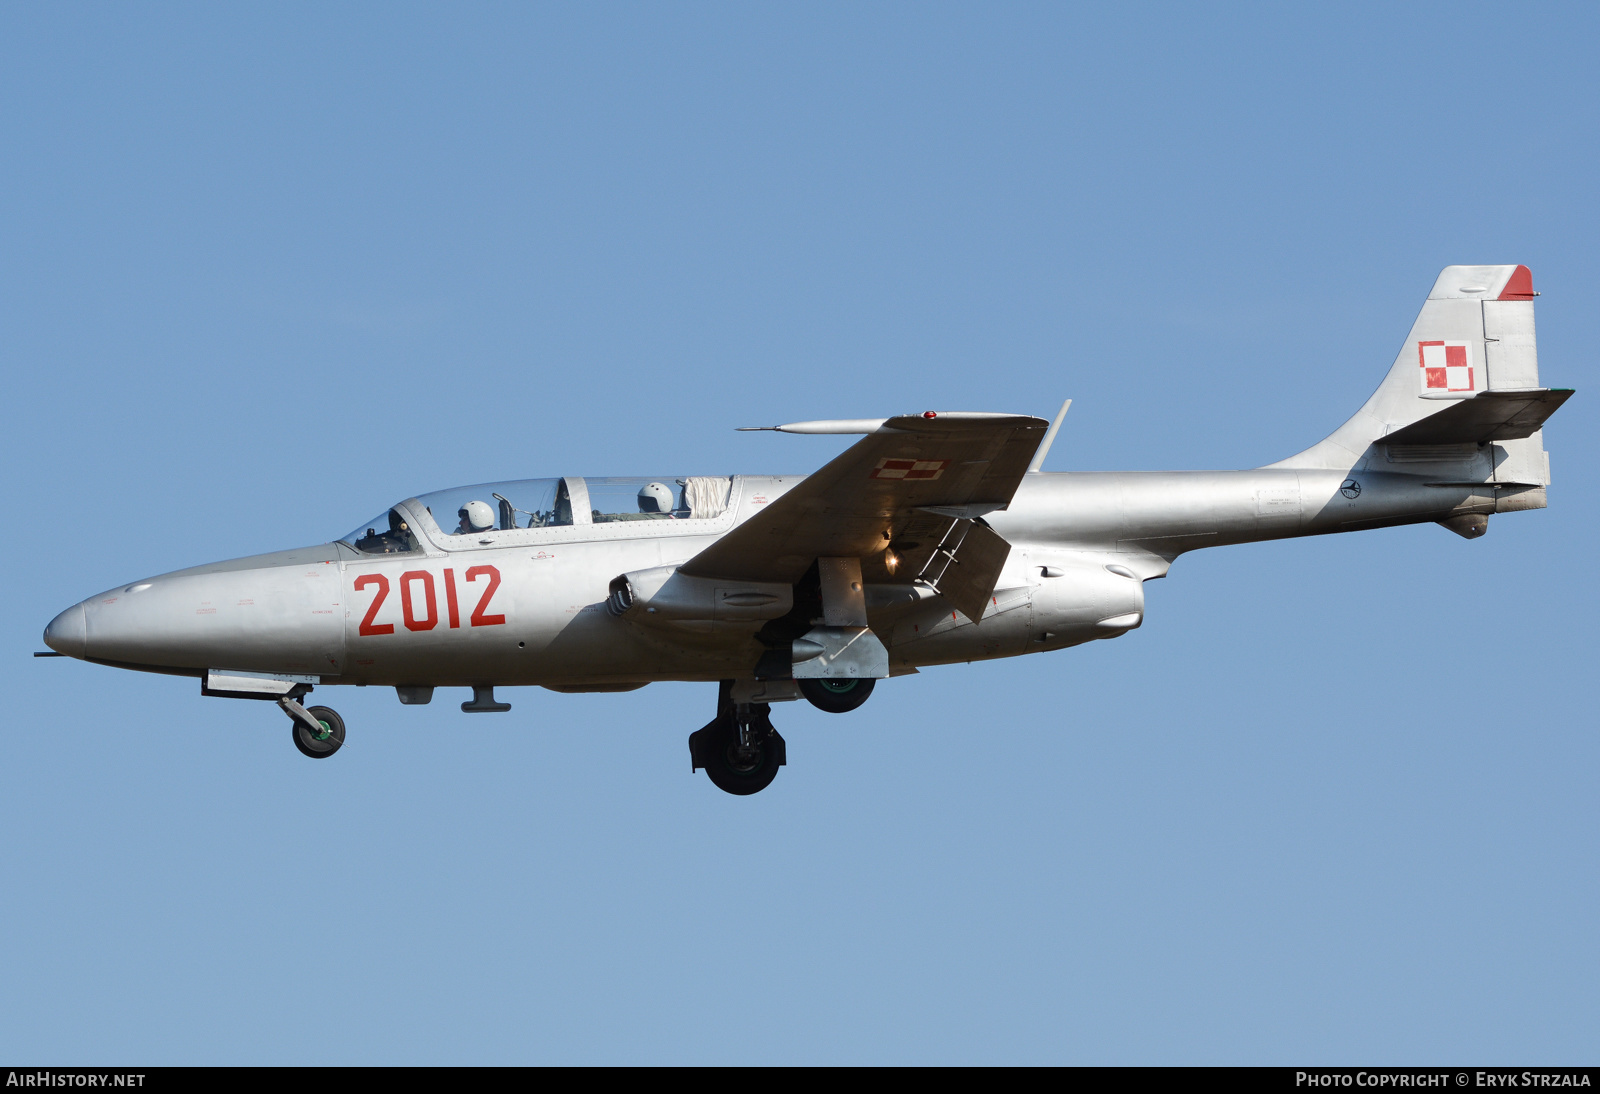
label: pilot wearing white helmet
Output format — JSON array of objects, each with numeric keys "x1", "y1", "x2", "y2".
[
  {"x1": 456, "y1": 499, "x2": 496, "y2": 534},
  {"x1": 638, "y1": 482, "x2": 675, "y2": 516}
]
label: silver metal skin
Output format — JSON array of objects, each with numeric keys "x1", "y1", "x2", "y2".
[{"x1": 42, "y1": 265, "x2": 1567, "y2": 774}]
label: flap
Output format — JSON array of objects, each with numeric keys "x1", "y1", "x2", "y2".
[
  {"x1": 681, "y1": 413, "x2": 1048, "y2": 584},
  {"x1": 1382, "y1": 389, "x2": 1573, "y2": 447},
  {"x1": 931, "y1": 519, "x2": 1012, "y2": 623}
]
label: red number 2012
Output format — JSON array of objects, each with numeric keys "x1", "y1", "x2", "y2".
[{"x1": 356, "y1": 565, "x2": 505, "y2": 636}]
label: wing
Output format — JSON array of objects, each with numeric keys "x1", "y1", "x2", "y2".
[{"x1": 680, "y1": 413, "x2": 1049, "y2": 591}]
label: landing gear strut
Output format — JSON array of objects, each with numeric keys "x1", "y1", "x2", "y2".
[
  {"x1": 280, "y1": 691, "x2": 345, "y2": 759},
  {"x1": 689, "y1": 682, "x2": 786, "y2": 795}
]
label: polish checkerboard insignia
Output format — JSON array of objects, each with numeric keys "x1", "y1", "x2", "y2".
[
  {"x1": 871, "y1": 458, "x2": 949, "y2": 481},
  {"x1": 1418, "y1": 340, "x2": 1476, "y2": 394}
]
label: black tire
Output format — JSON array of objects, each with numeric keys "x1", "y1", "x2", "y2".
[
  {"x1": 292, "y1": 705, "x2": 345, "y2": 759},
  {"x1": 799, "y1": 676, "x2": 875, "y2": 714},
  {"x1": 693, "y1": 713, "x2": 784, "y2": 796}
]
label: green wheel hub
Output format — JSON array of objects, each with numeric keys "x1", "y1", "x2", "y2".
[{"x1": 817, "y1": 679, "x2": 860, "y2": 694}]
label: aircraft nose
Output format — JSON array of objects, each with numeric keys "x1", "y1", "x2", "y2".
[{"x1": 43, "y1": 603, "x2": 87, "y2": 658}]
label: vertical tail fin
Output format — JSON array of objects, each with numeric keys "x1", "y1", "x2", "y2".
[{"x1": 1271, "y1": 265, "x2": 1556, "y2": 500}]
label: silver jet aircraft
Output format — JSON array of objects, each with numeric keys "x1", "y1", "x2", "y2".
[{"x1": 41, "y1": 264, "x2": 1570, "y2": 794}]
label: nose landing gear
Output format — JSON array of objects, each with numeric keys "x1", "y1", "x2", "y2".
[
  {"x1": 291, "y1": 706, "x2": 345, "y2": 758},
  {"x1": 689, "y1": 683, "x2": 786, "y2": 795},
  {"x1": 279, "y1": 692, "x2": 346, "y2": 759}
]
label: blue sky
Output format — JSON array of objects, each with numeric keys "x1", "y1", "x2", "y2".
[{"x1": 2, "y1": 3, "x2": 1595, "y2": 1063}]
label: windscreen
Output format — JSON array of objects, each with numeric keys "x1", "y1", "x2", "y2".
[{"x1": 342, "y1": 508, "x2": 420, "y2": 554}]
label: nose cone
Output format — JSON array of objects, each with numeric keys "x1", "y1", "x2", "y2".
[{"x1": 44, "y1": 603, "x2": 87, "y2": 658}]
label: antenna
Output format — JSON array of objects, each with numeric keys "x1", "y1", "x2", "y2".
[{"x1": 1027, "y1": 398, "x2": 1072, "y2": 473}]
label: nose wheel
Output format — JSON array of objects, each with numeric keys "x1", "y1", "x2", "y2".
[{"x1": 286, "y1": 701, "x2": 345, "y2": 759}]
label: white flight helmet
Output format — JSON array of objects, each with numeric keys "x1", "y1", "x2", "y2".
[
  {"x1": 638, "y1": 482, "x2": 675, "y2": 515},
  {"x1": 459, "y1": 499, "x2": 495, "y2": 532}
]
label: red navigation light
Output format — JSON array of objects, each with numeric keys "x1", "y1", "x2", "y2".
[{"x1": 922, "y1": 411, "x2": 937, "y2": 419}]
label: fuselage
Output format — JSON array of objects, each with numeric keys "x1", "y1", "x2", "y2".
[{"x1": 43, "y1": 465, "x2": 1488, "y2": 690}]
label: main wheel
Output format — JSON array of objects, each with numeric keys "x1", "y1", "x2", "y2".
[
  {"x1": 292, "y1": 705, "x2": 345, "y2": 759},
  {"x1": 692, "y1": 713, "x2": 784, "y2": 796},
  {"x1": 799, "y1": 677, "x2": 875, "y2": 714}
]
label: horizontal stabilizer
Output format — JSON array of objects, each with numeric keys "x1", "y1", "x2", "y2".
[{"x1": 1382, "y1": 389, "x2": 1573, "y2": 447}]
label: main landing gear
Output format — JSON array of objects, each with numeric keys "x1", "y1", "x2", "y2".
[
  {"x1": 687, "y1": 676, "x2": 880, "y2": 794},
  {"x1": 689, "y1": 682, "x2": 786, "y2": 796},
  {"x1": 279, "y1": 691, "x2": 345, "y2": 759},
  {"x1": 798, "y1": 677, "x2": 875, "y2": 714}
]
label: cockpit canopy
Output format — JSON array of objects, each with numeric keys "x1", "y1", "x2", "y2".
[{"x1": 341, "y1": 476, "x2": 733, "y2": 555}]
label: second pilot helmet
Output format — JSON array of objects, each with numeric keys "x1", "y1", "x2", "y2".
[{"x1": 638, "y1": 482, "x2": 675, "y2": 514}]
